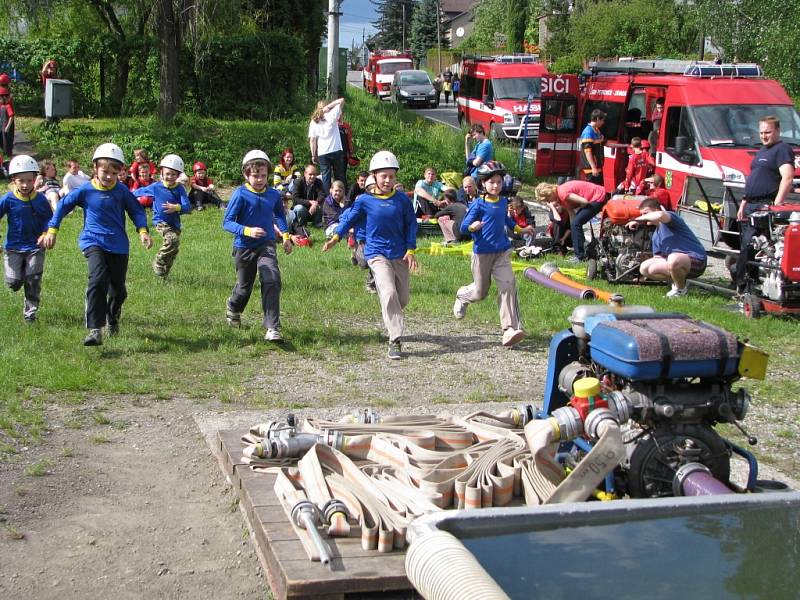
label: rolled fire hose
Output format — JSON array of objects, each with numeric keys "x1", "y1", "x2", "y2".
[
  {"x1": 524, "y1": 267, "x2": 596, "y2": 300},
  {"x1": 540, "y1": 262, "x2": 614, "y2": 302},
  {"x1": 406, "y1": 530, "x2": 510, "y2": 600}
]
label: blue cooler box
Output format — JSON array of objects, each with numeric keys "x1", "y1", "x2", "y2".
[{"x1": 588, "y1": 315, "x2": 740, "y2": 380}]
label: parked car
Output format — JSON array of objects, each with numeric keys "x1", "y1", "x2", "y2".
[{"x1": 391, "y1": 70, "x2": 438, "y2": 108}]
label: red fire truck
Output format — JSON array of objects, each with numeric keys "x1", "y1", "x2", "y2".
[
  {"x1": 535, "y1": 60, "x2": 800, "y2": 210},
  {"x1": 363, "y1": 50, "x2": 413, "y2": 99},
  {"x1": 457, "y1": 55, "x2": 549, "y2": 140}
]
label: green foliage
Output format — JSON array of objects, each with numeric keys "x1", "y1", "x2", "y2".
[
  {"x1": 410, "y1": 0, "x2": 446, "y2": 62},
  {"x1": 459, "y1": 0, "x2": 507, "y2": 52},
  {"x1": 370, "y1": 0, "x2": 415, "y2": 50},
  {"x1": 505, "y1": 0, "x2": 529, "y2": 53},
  {"x1": 549, "y1": 54, "x2": 583, "y2": 75}
]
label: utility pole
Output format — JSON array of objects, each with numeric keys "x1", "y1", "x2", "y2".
[
  {"x1": 327, "y1": 0, "x2": 341, "y2": 100},
  {"x1": 436, "y1": 0, "x2": 442, "y2": 74},
  {"x1": 402, "y1": 3, "x2": 406, "y2": 50}
]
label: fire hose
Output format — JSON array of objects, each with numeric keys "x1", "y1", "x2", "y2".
[
  {"x1": 524, "y1": 267, "x2": 597, "y2": 300},
  {"x1": 540, "y1": 262, "x2": 615, "y2": 302}
]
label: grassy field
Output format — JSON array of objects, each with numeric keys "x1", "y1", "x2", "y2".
[{"x1": 3, "y1": 96, "x2": 799, "y2": 456}]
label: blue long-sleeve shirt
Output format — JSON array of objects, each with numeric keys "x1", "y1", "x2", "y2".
[
  {"x1": 48, "y1": 180, "x2": 149, "y2": 254},
  {"x1": 335, "y1": 190, "x2": 417, "y2": 260},
  {"x1": 460, "y1": 195, "x2": 515, "y2": 254},
  {"x1": 223, "y1": 184, "x2": 288, "y2": 249},
  {"x1": 133, "y1": 182, "x2": 191, "y2": 230},
  {"x1": 0, "y1": 190, "x2": 53, "y2": 251}
]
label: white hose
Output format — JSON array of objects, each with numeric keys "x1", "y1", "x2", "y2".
[{"x1": 406, "y1": 530, "x2": 510, "y2": 600}]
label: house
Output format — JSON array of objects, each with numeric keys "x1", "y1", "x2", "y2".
[{"x1": 441, "y1": 0, "x2": 479, "y2": 47}]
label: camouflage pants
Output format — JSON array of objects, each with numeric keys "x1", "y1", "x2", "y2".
[{"x1": 154, "y1": 223, "x2": 181, "y2": 277}]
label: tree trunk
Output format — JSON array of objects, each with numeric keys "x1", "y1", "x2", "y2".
[
  {"x1": 109, "y1": 46, "x2": 130, "y2": 116},
  {"x1": 157, "y1": 0, "x2": 181, "y2": 121}
]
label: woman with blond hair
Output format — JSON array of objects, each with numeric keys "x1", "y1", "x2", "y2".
[
  {"x1": 535, "y1": 180, "x2": 607, "y2": 261},
  {"x1": 308, "y1": 97, "x2": 346, "y2": 193}
]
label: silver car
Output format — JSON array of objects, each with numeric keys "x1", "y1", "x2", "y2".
[{"x1": 391, "y1": 70, "x2": 438, "y2": 108}]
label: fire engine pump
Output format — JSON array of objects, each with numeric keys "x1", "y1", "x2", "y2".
[
  {"x1": 586, "y1": 196, "x2": 653, "y2": 283},
  {"x1": 539, "y1": 301, "x2": 766, "y2": 499},
  {"x1": 739, "y1": 205, "x2": 800, "y2": 317}
]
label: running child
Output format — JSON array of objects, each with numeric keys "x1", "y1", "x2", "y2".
[
  {"x1": 132, "y1": 154, "x2": 192, "y2": 278},
  {"x1": 222, "y1": 150, "x2": 293, "y2": 342},
  {"x1": 323, "y1": 151, "x2": 418, "y2": 360},
  {"x1": 454, "y1": 161, "x2": 532, "y2": 347},
  {"x1": 42, "y1": 143, "x2": 152, "y2": 346},
  {"x1": 1, "y1": 155, "x2": 53, "y2": 322}
]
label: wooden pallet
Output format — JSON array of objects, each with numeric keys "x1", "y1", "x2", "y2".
[{"x1": 217, "y1": 430, "x2": 418, "y2": 600}]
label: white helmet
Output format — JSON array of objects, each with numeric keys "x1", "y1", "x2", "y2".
[
  {"x1": 8, "y1": 155, "x2": 39, "y2": 176},
  {"x1": 364, "y1": 175, "x2": 376, "y2": 188},
  {"x1": 159, "y1": 153, "x2": 185, "y2": 173},
  {"x1": 369, "y1": 150, "x2": 400, "y2": 172},
  {"x1": 92, "y1": 142, "x2": 125, "y2": 164},
  {"x1": 242, "y1": 149, "x2": 271, "y2": 169}
]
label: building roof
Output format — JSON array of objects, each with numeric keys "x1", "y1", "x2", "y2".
[{"x1": 441, "y1": 0, "x2": 479, "y2": 14}]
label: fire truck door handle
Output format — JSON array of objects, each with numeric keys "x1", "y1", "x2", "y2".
[{"x1": 657, "y1": 152, "x2": 662, "y2": 165}]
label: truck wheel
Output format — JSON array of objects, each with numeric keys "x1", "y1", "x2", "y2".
[
  {"x1": 457, "y1": 111, "x2": 464, "y2": 126},
  {"x1": 489, "y1": 123, "x2": 505, "y2": 140},
  {"x1": 586, "y1": 258, "x2": 598, "y2": 280},
  {"x1": 742, "y1": 294, "x2": 762, "y2": 319}
]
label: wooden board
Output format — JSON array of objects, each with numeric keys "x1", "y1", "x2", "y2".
[{"x1": 217, "y1": 429, "x2": 419, "y2": 600}]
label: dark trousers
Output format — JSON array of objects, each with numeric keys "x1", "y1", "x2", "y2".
[
  {"x1": 228, "y1": 243, "x2": 281, "y2": 330},
  {"x1": 734, "y1": 200, "x2": 771, "y2": 291},
  {"x1": 318, "y1": 150, "x2": 346, "y2": 193},
  {"x1": 571, "y1": 202, "x2": 605, "y2": 259},
  {"x1": 189, "y1": 188, "x2": 222, "y2": 207},
  {"x1": 84, "y1": 247, "x2": 129, "y2": 330}
]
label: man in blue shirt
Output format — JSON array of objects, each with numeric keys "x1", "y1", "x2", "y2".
[
  {"x1": 464, "y1": 124, "x2": 494, "y2": 179},
  {"x1": 630, "y1": 198, "x2": 706, "y2": 297},
  {"x1": 579, "y1": 109, "x2": 606, "y2": 185},
  {"x1": 412, "y1": 166, "x2": 445, "y2": 216}
]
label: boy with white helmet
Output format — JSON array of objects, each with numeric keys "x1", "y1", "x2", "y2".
[
  {"x1": 0, "y1": 155, "x2": 53, "y2": 322},
  {"x1": 453, "y1": 161, "x2": 531, "y2": 347},
  {"x1": 222, "y1": 149, "x2": 293, "y2": 342},
  {"x1": 323, "y1": 151, "x2": 418, "y2": 359},
  {"x1": 132, "y1": 153, "x2": 192, "y2": 278},
  {"x1": 42, "y1": 142, "x2": 152, "y2": 346}
]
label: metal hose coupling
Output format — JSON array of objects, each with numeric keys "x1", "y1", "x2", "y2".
[
  {"x1": 291, "y1": 500, "x2": 333, "y2": 566},
  {"x1": 245, "y1": 429, "x2": 344, "y2": 459},
  {"x1": 539, "y1": 262, "x2": 560, "y2": 278},
  {"x1": 322, "y1": 499, "x2": 350, "y2": 525},
  {"x1": 550, "y1": 406, "x2": 583, "y2": 441},
  {"x1": 511, "y1": 404, "x2": 536, "y2": 426},
  {"x1": 583, "y1": 408, "x2": 618, "y2": 440},
  {"x1": 341, "y1": 408, "x2": 382, "y2": 424},
  {"x1": 604, "y1": 391, "x2": 633, "y2": 424}
]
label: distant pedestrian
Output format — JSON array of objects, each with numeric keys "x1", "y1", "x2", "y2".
[
  {"x1": 0, "y1": 86, "x2": 14, "y2": 159},
  {"x1": 40, "y1": 59, "x2": 58, "y2": 89},
  {"x1": 452, "y1": 76, "x2": 460, "y2": 102},
  {"x1": 309, "y1": 97, "x2": 347, "y2": 192},
  {"x1": 42, "y1": 143, "x2": 153, "y2": 346},
  {"x1": 442, "y1": 77, "x2": 452, "y2": 105}
]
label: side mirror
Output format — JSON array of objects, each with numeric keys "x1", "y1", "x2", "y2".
[{"x1": 675, "y1": 136, "x2": 689, "y2": 154}]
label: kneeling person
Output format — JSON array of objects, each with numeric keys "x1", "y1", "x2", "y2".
[{"x1": 632, "y1": 198, "x2": 706, "y2": 297}]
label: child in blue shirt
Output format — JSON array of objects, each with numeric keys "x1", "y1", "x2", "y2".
[
  {"x1": 42, "y1": 143, "x2": 152, "y2": 346},
  {"x1": 222, "y1": 150, "x2": 293, "y2": 342},
  {"x1": 454, "y1": 161, "x2": 532, "y2": 347},
  {"x1": 132, "y1": 154, "x2": 192, "y2": 278},
  {"x1": 0, "y1": 155, "x2": 53, "y2": 322}
]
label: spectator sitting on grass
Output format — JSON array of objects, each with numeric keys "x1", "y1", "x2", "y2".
[
  {"x1": 61, "y1": 159, "x2": 90, "y2": 195},
  {"x1": 35, "y1": 159, "x2": 63, "y2": 211},
  {"x1": 508, "y1": 197, "x2": 535, "y2": 248},
  {"x1": 435, "y1": 189, "x2": 470, "y2": 246},
  {"x1": 291, "y1": 164, "x2": 325, "y2": 228},
  {"x1": 348, "y1": 170, "x2": 369, "y2": 202},
  {"x1": 323, "y1": 180, "x2": 347, "y2": 237},
  {"x1": 457, "y1": 176, "x2": 480, "y2": 205},
  {"x1": 413, "y1": 166, "x2": 444, "y2": 217}
]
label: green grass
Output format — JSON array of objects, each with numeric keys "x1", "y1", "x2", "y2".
[{"x1": 24, "y1": 459, "x2": 53, "y2": 477}]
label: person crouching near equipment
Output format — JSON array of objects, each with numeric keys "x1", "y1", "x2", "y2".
[
  {"x1": 222, "y1": 150, "x2": 293, "y2": 342},
  {"x1": 41, "y1": 143, "x2": 152, "y2": 346},
  {"x1": 323, "y1": 151, "x2": 418, "y2": 360},
  {"x1": 0, "y1": 155, "x2": 53, "y2": 323},
  {"x1": 454, "y1": 161, "x2": 532, "y2": 347},
  {"x1": 628, "y1": 197, "x2": 707, "y2": 298},
  {"x1": 132, "y1": 154, "x2": 192, "y2": 279}
]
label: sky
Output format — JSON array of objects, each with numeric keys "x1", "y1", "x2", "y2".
[{"x1": 335, "y1": 0, "x2": 378, "y2": 49}]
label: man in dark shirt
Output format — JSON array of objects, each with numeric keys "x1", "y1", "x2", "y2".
[
  {"x1": 579, "y1": 109, "x2": 606, "y2": 185},
  {"x1": 734, "y1": 116, "x2": 795, "y2": 292},
  {"x1": 435, "y1": 189, "x2": 470, "y2": 245},
  {"x1": 456, "y1": 176, "x2": 480, "y2": 205},
  {"x1": 291, "y1": 164, "x2": 326, "y2": 227}
]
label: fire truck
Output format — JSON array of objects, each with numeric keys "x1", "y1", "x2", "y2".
[
  {"x1": 535, "y1": 60, "x2": 800, "y2": 209},
  {"x1": 363, "y1": 50, "x2": 413, "y2": 99},
  {"x1": 457, "y1": 54, "x2": 549, "y2": 140}
]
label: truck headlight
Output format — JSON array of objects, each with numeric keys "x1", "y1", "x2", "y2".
[
  {"x1": 722, "y1": 166, "x2": 746, "y2": 183},
  {"x1": 503, "y1": 113, "x2": 515, "y2": 124}
]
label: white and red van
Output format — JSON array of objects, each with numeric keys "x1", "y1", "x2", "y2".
[
  {"x1": 363, "y1": 50, "x2": 413, "y2": 99},
  {"x1": 536, "y1": 60, "x2": 800, "y2": 212},
  {"x1": 457, "y1": 55, "x2": 549, "y2": 141}
]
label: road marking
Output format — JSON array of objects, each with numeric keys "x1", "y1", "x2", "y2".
[{"x1": 424, "y1": 115, "x2": 460, "y2": 130}]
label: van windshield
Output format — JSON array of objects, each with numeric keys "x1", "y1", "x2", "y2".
[
  {"x1": 692, "y1": 104, "x2": 800, "y2": 147},
  {"x1": 399, "y1": 72, "x2": 431, "y2": 86},
  {"x1": 379, "y1": 61, "x2": 412, "y2": 75},
  {"x1": 491, "y1": 77, "x2": 541, "y2": 100}
]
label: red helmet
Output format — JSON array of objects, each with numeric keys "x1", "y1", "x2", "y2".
[
  {"x1": 0, "y1": 87, "x2": 9, "y2": 96},
  {"x1": 0, "y1": 73, "x2": 9, "y2": 85},
  {"x1": 640, "y1": 140, "x2": 651, "y2": 150},
  {"x1": 192, "y1": 161, "x2": 206, "y2": 172}
]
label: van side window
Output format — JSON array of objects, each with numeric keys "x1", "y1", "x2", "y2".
[
  {"x1": 542, "y1": 99, "x2": 577, "y2": 133},
  {"x1": 665, "y1": 106, "x2": 700, "y2": 165},
  {"x1": 484, "y1": 80, "x2": 494, "y2": 104},
  {"x1": 583, "y1": 100, "x2": 623, "y2": 141},
  {"x1": 461, "y1": 75, "x2": 478, "y2": 99}
]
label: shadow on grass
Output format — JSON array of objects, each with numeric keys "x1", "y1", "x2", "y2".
[{"x1": 403, "y1": 332, "x2": 550, "y2": 358}]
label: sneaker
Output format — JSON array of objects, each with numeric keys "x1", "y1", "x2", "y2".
[
  {"x1": 83, "y1": 329, "x2": 103, "y2": 346},
  {"x1": 387, "y1": 341, "x2": 402, "y2": 360},
  {"x1": 195, "y1": 204, "x2": 204, "y2": 212},
  {"x1": 24, "y1": 315, "x2": 36, "y2": 324},
  {"x1": 567, "y1": 256, "x2": 584, "y2": 264},
  {"x1": 502, "y1": 328, "x2": 526, "y2": 347},
  {"x1": 265, "y1": 328, "x2": 283, "y2": 342},
  {"x1": 226, "y1": 303, "x2": 241, "y2": 327},
  {"x1": 453, "y1": 298, "x2": 467, "y2": 320},
  {"x1": 666, "y1": 285, "x2": 688, "y2": 298},
  {"x1": 365, "y1": 283, "x2": 378, "y2": 294}
]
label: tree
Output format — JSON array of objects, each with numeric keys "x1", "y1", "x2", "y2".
[
  {"x1": 370, "y1": 0, "x2": 414, "y2": 50},
  {"x1": 506, "y1": 0, "x2": 528, "y2": 53},
  {"x1": 156, "y1": 0, "x2": 181, "y2": 121},
  {"x1": 409, "y1": 0, "x2": 445, "y2": 63}
]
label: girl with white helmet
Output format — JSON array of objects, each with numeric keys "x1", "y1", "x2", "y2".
[
  {"x1": 323, "y1": 151, "x2": 418, "y2": 360},
  {"x1": 132, "y1": 153, "x2": 192, "y2": 278},
  {"x1": 42, "y1": 142, "x2": 152, "y2": 346},
  {"x1": 0, "y1": 155, "x2": 53, "y2": 322},
  {"x1": 222, "y1": 149, "x2": 293, "y2": 342}
]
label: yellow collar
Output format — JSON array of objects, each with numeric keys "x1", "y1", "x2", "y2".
[
  {"x1": 374, "y1": 191, "x2": 394, "y2": 199},
  {"x1": 246, "y1": 183, "x2": 267, "y2": 194},
  {"x1": 13, "y1": 188, "x2": 34, "y2": 201},
  {"x1": 92, "y1": 179, "x2": 117, "y2": 191},
  {"x1": 163, "y1": 181, "x2": 180, "y2": 190},
  {"x1": 484, "y1": 195, "x2": 500, "y2": 203}
]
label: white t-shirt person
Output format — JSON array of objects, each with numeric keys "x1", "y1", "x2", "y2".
[{"x1": 308, "y1": 102, "x2": 343, "y2": 157}]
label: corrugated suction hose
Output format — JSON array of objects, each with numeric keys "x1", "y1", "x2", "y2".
[{"x1": 406, "y1": 530, "x2": 510, "y2": 600}]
